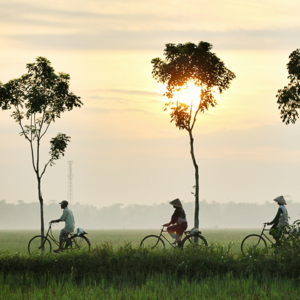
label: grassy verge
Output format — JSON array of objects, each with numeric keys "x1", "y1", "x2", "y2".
[
  {"x1": 0, "y1": 273, "x2": 299, "y2": 300},
  {"x1": 1, "y1": 242, "x2": 300, "y2": 299},
  {"x1": 1, "y1": 242, "x2": 300, "y2": 280}
]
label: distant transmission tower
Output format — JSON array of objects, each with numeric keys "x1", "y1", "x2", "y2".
[{"x1": 68, "y1": 161, "x2": 73, "y2": 204}]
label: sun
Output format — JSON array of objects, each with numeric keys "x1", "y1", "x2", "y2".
[{"x1": 176, "y1": 82, "x2": 200, "y2": 109}]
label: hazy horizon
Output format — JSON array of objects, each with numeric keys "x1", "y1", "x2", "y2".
[{"x1": 1, "y1": 199, "x2": 300, "y2": 229}]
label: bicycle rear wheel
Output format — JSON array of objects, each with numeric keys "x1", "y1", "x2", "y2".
[
  {"x1": 28, "y1": 235, "x2": 52, "y2": 255},
  {"x1": 181, "y1": 233, "x2": 208, "y2": 249},
  {"x1": 241, "y1": 234, "x2": 267, "y2": 253},
  {"x1": 67, "y1": 235, "x2": 91, "y2": 251},
  {"x1": 140, "y1": 235, "x2": 165, "y2": 249}
]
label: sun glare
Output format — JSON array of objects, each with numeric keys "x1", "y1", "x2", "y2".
[{"x1": 176, "y1": 82, "x2": 200, "y2": 110}]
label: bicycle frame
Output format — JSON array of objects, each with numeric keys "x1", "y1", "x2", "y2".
[
  {"x1": 259, "y1": 224, "x2": 274, "y2": 245},
  {"x1": 41, "y1": 224, "x2": 59, "y2": 247},
  {"x1": 41, "y1": 224, "x2": 77, "y2": 248},
  {"x1": 158, "y1": 226, "x2": 189, "y2": 248}
]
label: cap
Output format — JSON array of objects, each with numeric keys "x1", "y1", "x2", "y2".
[
  {"x1": 274, "y1": 196, "x2": 287, "y2": 205},
  {"x1": 59, "y1": 200, "x2": 69, "y2": 206},
  {"x1": 169, "y1": 198, "x2": 182, "y2": 208}
]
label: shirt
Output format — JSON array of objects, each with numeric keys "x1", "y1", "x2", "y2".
[
  {"x1": 171, "y1": 207, "x2": 187, "y2": 225},
  {"x1": 270, "y1": 205, "x2": 289, "y2": 227},
  {"x1": 60, "y1": 207, "x2": 75, "y2": 232}
]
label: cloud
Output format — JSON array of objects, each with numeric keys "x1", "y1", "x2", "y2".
[
  {"x1": 103, "y1": 89, "x2": 162, "y2": 97},
  {"x1": 86, "y1": 89, "x2": 162, "y2": 97},
  {"x1": 1, "y1": 0, "x2": 300, "y2": 52},
  {"x1": 3, "y1": 27, "x2": 300, "y2": 52},
  {"x1": 84, "y1": 107, "x2": 152, "y2": 114},
  {"x1": 2, "y1": 0, "x2": 300, "y2": 33}
]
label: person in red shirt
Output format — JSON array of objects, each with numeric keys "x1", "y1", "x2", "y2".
[{"x1": 163, "y1": 198, "x2": 188, "y2": 244}]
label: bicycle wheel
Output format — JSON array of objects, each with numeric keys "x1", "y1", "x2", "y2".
[
  {"x1": 241, "y1": 234, "x2": 267, "y2": 253},
  {"x1": 140, "y1": 235, "x2": 165, "y2": 249},
  {"x1": 28, "y1": 235, "x2": 52, "y2": 255},
  {"x1": 68, "y1": 235, "x2": 91, "y2": 251},
  {"x1": 181, "y1": 233, "x2": 208, "y2": 249}
]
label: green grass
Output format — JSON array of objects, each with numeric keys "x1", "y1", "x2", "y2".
[
  {"x1": 1, "y1": 240, "x2": 300, "y2": 279},
  {"x1": 0, "y1": 228, "x2": 268, "y2": 255},
  {"x1": 0, "y1": 273, "x2": 299, "y2": 300},
  {"x1": 0, "y1": 233, "x2": 300, "y2": 299}
]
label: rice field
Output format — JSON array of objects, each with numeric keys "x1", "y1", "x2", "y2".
[
  {"x1": 1, "y1": 273, "x2": 300, "y2": 300},
  {"x1": 0, "y1": 228, "x2": 268, "y2": 255},
  {"x1": 2, "y1": 228, "x2": 289, "y2": 299}
]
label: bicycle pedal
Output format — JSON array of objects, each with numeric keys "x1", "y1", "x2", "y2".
[{"x1": 177, "y1": 241, "x2": 183, "y2": 247}]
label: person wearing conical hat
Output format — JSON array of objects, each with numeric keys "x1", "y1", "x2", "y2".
[
  {"x1": 163, "y1": 198, "x2": 188, "y2": 244},
  {"x1": 267, "y1": 196, "x2": 289, "y2": 245}
]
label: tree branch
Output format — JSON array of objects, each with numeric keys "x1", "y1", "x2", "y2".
[
  {"x1": 40, "y1": 121, "x2": 51, "y2": 139},
  {"x1": 191, "y1": 86, "x2": 203, "y2": 131},
  {"x1": 39, "y1": 109, "x2": 46, "y2": 139},
  {"x1": 29, "y1": 114, "x2": 37, "y2": 173},
  {"x1": 16, "y1": 106, "x2": 37, "y2": 173},
  {"x1": 40, "y1": 159, "x2": 51, "y2": 179}
]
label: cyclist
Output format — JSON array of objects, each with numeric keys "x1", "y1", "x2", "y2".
[
  {"x1": 163, "y1": 198, "x2": 188, "y2": 244},
  {"x1": 50, "y1": 200, "x2": 75, "y2": 253},
  {"x1": 267, "y1": 196, "x2": 289, "y2": 245}
]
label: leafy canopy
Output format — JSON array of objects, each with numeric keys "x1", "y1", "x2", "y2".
[
  {"x1": 277, "y1": 49, "x2": 300, "y2": 124},
  {"x1": 0, "y1": 56, "x2": 82, "y2": 122},
  {"x1": 151, "y1": 42, "x2": 236, "y2": 131},
  {"x1": 0, "y1": 56, "x2": 82, "y2": 173}
]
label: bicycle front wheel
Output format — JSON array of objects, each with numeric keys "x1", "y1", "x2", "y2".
[
  {"x1": 241, "y1": 234, "x2": 267, "y2": 253},
  {"x1": 181, "y1": 233, "x2": 208, "y2": 249},
  {"x1": 68, "y1": 235, "x2": 91, "y2": 252},
  {"x1": 28, "y1": 235, "x2": 52, "y2": 255},
  {"x1": 140, "y1": 235, "x2": 165, "y2": 249}
]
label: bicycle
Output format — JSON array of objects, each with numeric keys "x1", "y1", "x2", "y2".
[
  {"x1": 28, "y1": 223, "x2": 91, "y2": 255},
  {"x1": 140, "y1": 226, "x2": 208, "y2": 249},
  {"x1": 241, "y1": 223, "x2": 276, "y2": 253}
]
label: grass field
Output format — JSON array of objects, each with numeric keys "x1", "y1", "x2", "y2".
[
  {"x1": 1, "y1": 273, "x2": 300, "y2": 299},
  {"x1": 1, "y1": 228, "x2": 288, "y2": 299},
  {"x1": 0, "y1": 228, "x2": 268, "y2": 255}
]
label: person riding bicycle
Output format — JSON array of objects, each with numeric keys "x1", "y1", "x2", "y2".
[
  {"x1": 50, "y1": 200, "x2": 75, "y2": 253},
  {"x1": 163, "y1": 198, "x2": 188, "y2": 244},
  {"x1": 267, "y1": 196, "x2": 289, "y2": 245}
]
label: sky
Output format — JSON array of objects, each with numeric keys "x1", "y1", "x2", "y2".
[{"x1": 1, "y1": 0, "x2": 300, "y2": 210}]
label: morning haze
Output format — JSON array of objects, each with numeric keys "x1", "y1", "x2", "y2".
[
  {"x1": 1, "y1": 0, "x2": 300, "y2": 222},
  {"x1": 1, "y1": 200, "x2": 300, "y2": 230}
]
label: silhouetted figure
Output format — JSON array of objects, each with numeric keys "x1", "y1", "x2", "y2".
[
  {"x1": 163, "y1": 198, "x2": 188, "y2": 244},
  {"x1": 267, "y1": 196, "x2": 289, "y2": 246},
  {"x1": 50, "y1": 200, "x2": 75, "y2": 253}
]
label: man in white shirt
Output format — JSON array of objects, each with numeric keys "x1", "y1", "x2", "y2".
[{"x1": 50, "y1": 200, "x2": 75, "y2": 253}]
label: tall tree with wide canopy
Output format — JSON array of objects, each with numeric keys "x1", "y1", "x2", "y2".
[
  {"x1": 277, "y1": 49, "x2": 300, "y2": 124},
  {"x1": 0, "y1": 57, "x2": 82, "y2": 237},
  {"x1": 152, "y1": 42, "x2": 235, "y2": 229}
]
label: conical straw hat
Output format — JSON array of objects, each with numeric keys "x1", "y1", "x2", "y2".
[
  {"x1": 169, "y1": 198, "x2": 182, "y2": 208},
  {"x1": 274, "y1": 196, "x2": 287, "y2": 205}
]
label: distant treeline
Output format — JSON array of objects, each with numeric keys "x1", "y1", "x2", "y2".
[{"x1": 1, "y1": 200, "x2": 300, "y2": 229}]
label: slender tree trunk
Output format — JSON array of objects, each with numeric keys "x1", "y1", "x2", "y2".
[
  {"x1": 36, "y1": 137, "x2": 44, "y2": 238},
  {"x1": 188, "y1": 129, "x2": 199, "y2": 229},
  {"x1": 37, "y1": 176, "x2": 45, "y2": 251},
  {"x1": 37, "y1": 177, "x2": 44, "y2": 237}
]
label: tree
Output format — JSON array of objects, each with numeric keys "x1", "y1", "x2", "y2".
[
  {"x1": 151, "y1": 42, "x2": 235, "y2": 229},
  {"x1": 277, "y1": 49, "x2": 300, "y2": 124},
  {"x1": 0, "y1": 57, "x2": 82, "y2": 237}
]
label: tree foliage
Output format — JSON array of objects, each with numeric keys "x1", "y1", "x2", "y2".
[
  {"x1": 152, "y1": 42, "x2": 236, "y2": 131},
  {"x1": 0, "y1": 56, "x2": 82, "y2": 177},
  {"x1": 277, "y1": 49, "x2": 300, "y2": 124}
]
